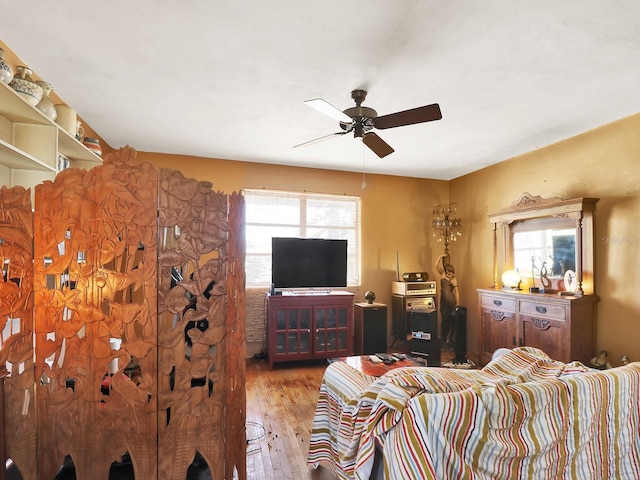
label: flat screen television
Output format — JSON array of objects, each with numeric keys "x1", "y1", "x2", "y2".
[{"x1": 271, "y1": 237, "x2": 347, "y2": 289}]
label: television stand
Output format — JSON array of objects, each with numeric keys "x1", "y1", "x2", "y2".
[
  {"x1": 282, "y1": 289, "x2": 332, "y2": 295},
  {"x1": 267, "y1": 291, "x2": 354, "y2": 369}
]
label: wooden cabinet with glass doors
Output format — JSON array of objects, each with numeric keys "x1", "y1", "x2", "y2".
[{"x1": 267, "y1": 291, "x2": 354, "y2": 369}]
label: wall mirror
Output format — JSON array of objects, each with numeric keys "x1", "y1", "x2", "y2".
[{"x1": 488, "y1": 193, "x2": 598, "y2": 296}]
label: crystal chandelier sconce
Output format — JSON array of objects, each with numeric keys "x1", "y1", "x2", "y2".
[{"x1": 432, "y1": 203, "x2": 462, "y2": 256}]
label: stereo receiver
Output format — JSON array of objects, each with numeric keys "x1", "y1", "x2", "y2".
[{"x1": 392, "y1": 281, "x2": 436, "y2": 296}]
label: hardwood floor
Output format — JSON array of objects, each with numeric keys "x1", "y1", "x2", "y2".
[
  {"x1": 245, "y1": 349, "x2": 460, "y2": 480},
  {"x1": 245, "y1": 358, "x2": 338, "y2": 480}
]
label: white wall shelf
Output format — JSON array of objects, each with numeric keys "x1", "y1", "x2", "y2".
[{"x1": 0, "y1": 80, "x2": 102, "y2": 190}]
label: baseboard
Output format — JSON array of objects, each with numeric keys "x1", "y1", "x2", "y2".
[{"x1": 246, "y1": 341, "x2": 265, "y2": 359}]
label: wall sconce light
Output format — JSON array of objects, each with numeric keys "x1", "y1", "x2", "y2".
[
  {"x1": 432, "y1": 203, "x2": 462, "y2": 256},
  {"x1": 501, "y1": 269, "x2": 522, "y2": 289}
]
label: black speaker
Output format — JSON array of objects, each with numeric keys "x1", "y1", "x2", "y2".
[
  {"x1": 354, "y1": 303, "x2": 388, "y2": 355},
  {"x1": 453, "y1": 306, "x2": 467, "y2": 363},
  {"x1": 407, "y1": 310, "x2": 441, "y2": 366}
]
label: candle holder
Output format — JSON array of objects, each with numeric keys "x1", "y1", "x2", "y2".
[{"x1": 432, "y1": 203, "x2": 462, "y2": 257}]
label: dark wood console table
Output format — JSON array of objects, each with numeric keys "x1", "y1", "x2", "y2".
[{"x1": 267, "y1": 291, "x2": 354, "y2": 369}]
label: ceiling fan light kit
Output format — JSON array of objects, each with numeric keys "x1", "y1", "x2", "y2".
[{"x1": 299, "y1": 89, "x2": 442, "y2": 158}]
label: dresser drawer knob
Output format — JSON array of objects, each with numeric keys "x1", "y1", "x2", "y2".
[
  {"x1": 493, "y1": 300, "x2": 502, "y2": 307},
  {"x1": 535, "y1": 306, "x2": 547, "y2": 314}
]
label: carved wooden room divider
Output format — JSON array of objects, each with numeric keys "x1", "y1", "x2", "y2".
[
  {"x1": 1, "y1": 147, "x2": 246, "y2": 479},
  {"x1": 0, "y1": 185, "x2": 36, "y2": 480}
]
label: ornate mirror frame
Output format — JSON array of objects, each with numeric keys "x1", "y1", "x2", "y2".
[{"x1": 488, "y1": 192, "x2": 598, "y2": 296}]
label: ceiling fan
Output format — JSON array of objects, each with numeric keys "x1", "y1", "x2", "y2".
[{"x1": 296, "y1": 89, "x2": 442, "y2": 158}]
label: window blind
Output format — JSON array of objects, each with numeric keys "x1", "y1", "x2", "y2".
[{"x1": 244, "y1": 189, "x2": 361, "y2": 287}]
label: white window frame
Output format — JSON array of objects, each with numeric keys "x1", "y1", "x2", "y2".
[{"x1": 243, "y1": 188, "x2": 361, "y2": 288}]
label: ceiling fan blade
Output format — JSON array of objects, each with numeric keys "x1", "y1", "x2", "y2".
[
  {"x1": 293, "y1": 131, "x2": 348, "y2": 149},
  {"x1": 362, "y1": 132, "x2": 394, "y2": 158},
  {"x1": 373, "y1": 103, "x2": 442, "y2": 130},
  {"x1": 304, "y1": 98, "x2": 353, "y2": 124}
]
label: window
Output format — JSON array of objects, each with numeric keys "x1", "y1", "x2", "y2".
[{"x1": 244, "y1": 189, "x2": 361, "y2": 288}]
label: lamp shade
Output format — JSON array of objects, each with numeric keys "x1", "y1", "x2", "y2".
[{"x1": 501, "y1": 270, "x2": 521, "y2": 289}]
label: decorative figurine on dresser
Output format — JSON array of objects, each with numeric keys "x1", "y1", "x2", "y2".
[{"x1": 478, "y1": 193, "x2": 598, "y2": 366}]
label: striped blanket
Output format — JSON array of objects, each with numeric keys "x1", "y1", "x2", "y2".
[
  {"x1": 382, "y1": 362, "x2": 640, "y2": 479},
  {"x1": 307, "y1": 348, "x2": 638, "y2": 479}
]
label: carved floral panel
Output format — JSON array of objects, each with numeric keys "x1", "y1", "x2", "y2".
[
  {"x1": 1, "y1": 147, "x2": 245, "y2": 480},
  {"x1": 33, "y1": 148, "x2": 159, "y2": 479},
  {"x1": 0, "y1": 185, "x2": 36, "y2": 480}
]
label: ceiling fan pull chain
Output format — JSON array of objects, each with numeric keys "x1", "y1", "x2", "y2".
[{"x1": 361, "y1": 141, "x2": 367, "y2": 190}]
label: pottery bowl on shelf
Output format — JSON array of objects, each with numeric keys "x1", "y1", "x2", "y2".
[
  {"x1": 83, "y1": 137, "x2": 102, "y2": 156},
  {"x1": 8, "y1": 66, "x2": 43, "y2": 106}
]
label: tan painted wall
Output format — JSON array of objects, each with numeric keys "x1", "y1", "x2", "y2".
[
  {"x1": 450, "y1": 113, "x2": 640, "y2": 366},
  {"x1": 143, "y1": 113, "x2": 640, "y2": 364},
  {"x1": 140, "y1": 152, "x2": 450, "y2": 355}
]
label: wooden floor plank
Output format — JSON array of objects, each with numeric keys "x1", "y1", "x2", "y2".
[
  {"x1": 245, "y1": 359, "x2": 337, "y2": 480},
  {"x1": 244, "y1": 352, "x2": 456, "y2": 480}
]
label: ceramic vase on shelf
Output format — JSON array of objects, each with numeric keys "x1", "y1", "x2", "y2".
[
  {"x1": 55, "y1": 104, "x2": 77, "y2": 135},
  {"x1": 35, "y1": 81, "x2": 57, "y2": 121},
  {"x1": 83, "y1": 137, "x2": 102, "y2": 157},
  {"x1": 0, "y1": 48, "x2": 13, "y2": 84},
  {"x1": 8, "y1": 66, "x2": 43, "y2": 106},
  {"x1": 76, "y1": 121, "x2": 85, "y2": 141}
]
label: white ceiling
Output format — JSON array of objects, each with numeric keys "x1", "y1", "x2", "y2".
[{"x1": 3, "y1": 1, "x2": 640, "y2": 180}]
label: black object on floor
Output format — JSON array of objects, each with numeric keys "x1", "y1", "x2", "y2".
[
  {"x1": 453, "y1": 305, "x2": 468, "y2": 363},
  {"x1": 48, "y1": 452, "x2": 213, "y2": 480}
]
